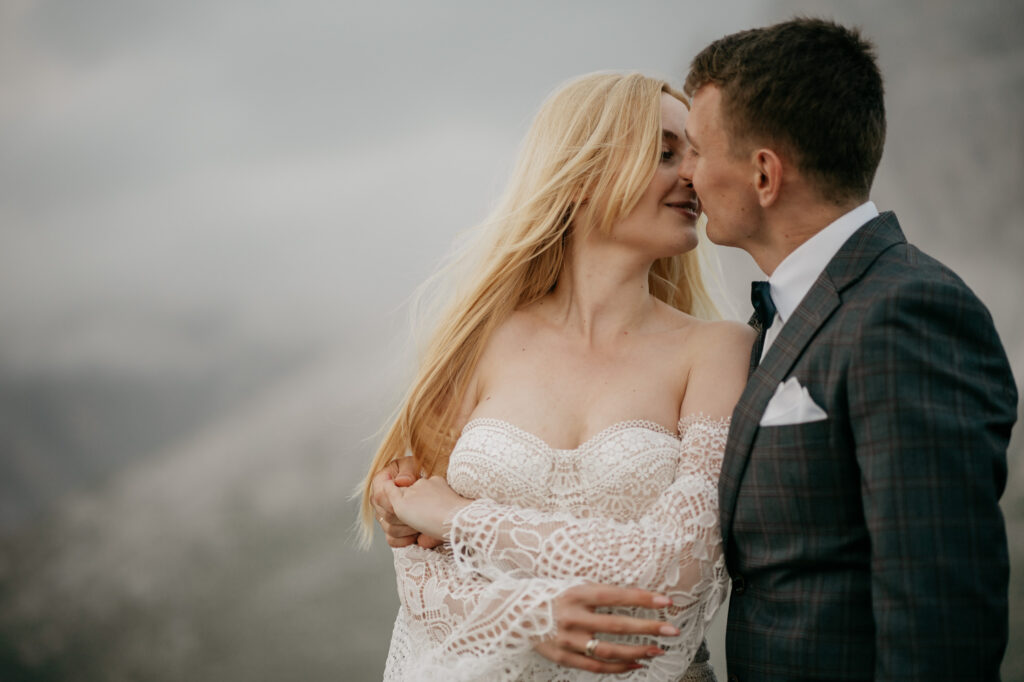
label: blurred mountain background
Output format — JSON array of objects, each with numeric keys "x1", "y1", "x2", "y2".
[{"x1": 1, "y1": 1, "x2": 1021, "y2": 679}]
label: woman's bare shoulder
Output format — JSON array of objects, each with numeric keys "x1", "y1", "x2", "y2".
[
  {"x1": 690, "y1": 318, "x2": 756, "y2": 346},
  {"x1": 456, "y1": 311, "x2": 539, "y2": 424},
  {"x1": 473, "y1": 307, "x2": 548, "y2": 377},
  {"x1": 486, "y1": 307, "x2": 545, "y2": 350},
  {"x1": 678, "y1": 319, "x2": 754, "y2": 418},
  {"x1": 652, "y1": 302, "x2": 752, "y2": 346},
  {"x1": 648, "y1": 299, "x2": 703, "y2": 336},
  {"x1": 688, "y1": 319, "x2": 755, "y2": 368}
]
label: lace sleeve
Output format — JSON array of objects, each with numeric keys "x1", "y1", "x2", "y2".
[
  {"x1": 386, "y1": 544, "x2": 586, "y2": 681},
  {"x1": 448, "y1": 415, "x2": 728, "y2": 600}
]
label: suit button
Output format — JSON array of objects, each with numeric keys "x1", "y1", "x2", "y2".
[{"x1": 732, "y1": 575, "x2": 746, "y2": 595}]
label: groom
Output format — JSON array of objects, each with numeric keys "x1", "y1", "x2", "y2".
[{"x1": 668, "y1": 18, "x2": 1017, "y2": 680}]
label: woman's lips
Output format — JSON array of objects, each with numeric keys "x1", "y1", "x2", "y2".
[{"x1": 666, "y1": 200, "x2": 699, "y2": 220}]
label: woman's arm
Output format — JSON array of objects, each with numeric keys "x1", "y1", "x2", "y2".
[
  {"x1": 388, "y1": 543, "x2": 587, "y2": 679},
  {"x1": 390, "y1": 542, "x2": 669, "y2": 679}
]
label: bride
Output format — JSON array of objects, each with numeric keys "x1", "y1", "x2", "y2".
[{"x1": 360, "y1": 72, "x2": 753, "y2": 681}]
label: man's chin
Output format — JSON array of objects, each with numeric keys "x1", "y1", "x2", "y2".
[{"x1": 701, "y1": 215, "x2": 727, "y2": 246}]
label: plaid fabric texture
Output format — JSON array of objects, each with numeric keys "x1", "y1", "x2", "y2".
[{"x1": 719, "y1": 213, "x2": 1017, "y2": 681}]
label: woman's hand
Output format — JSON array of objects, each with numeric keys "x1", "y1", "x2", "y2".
[
  {"x1": 371, "y1": 457, "x2": 444, "y2": 548},
  {"x1": 383, "y1": 475, "x2": 472, "y2": 541}
]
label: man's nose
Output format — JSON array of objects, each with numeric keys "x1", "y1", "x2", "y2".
[{"x1": 678, "y1": 153, "x2": 694, "y2": 186}]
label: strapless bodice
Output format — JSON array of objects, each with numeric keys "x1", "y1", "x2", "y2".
[
  {"x1": 385, "y1": 414, "x2": 730, "y2": 681},
  {"x1": 448, "y1": 418, "x2": 682, "y2": 522}
]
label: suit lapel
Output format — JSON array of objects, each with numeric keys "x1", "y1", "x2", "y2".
[
  {"x1": 719, "y1": 212, "x2": 907, "y2": 549},
  {"x1": 719, "y1": 280, "x2": 841, "y2": 547}
]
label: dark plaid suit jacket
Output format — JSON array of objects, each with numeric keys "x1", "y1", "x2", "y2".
[{"x1": 720, "y1": 213, "x2": 1017, "y2": 681}]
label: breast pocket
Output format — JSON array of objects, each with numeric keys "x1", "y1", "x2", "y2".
[
  {"x1": 751, "y1": 418, "x2": 841, "y2": 490},
  {"x1": 755, "y1": 419, "x2": 832, "y2": 460},
  {"x1": 740, "y1": 419, "x2": 858, "y2": 528}
]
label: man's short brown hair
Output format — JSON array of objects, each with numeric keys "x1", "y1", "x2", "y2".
[{"x1": 685, "y1": 17, "x2": 886, "y2": 205}]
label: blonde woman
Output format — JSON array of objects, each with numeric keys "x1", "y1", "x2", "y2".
[{"x1": 361, "y1": 72, "x2": 753, "y2": 681}]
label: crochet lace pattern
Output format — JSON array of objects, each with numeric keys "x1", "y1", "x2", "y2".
[{"x1": 384, "y1": 414, "x2": 730, "y2": 681}]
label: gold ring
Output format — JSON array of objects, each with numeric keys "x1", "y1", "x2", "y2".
[{"x1": 584, "y1": 637, "x2": 600, "y2": 658}]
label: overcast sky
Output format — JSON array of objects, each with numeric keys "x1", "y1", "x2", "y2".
[
  {"x1": 0, "y1": 1, "x2": 767, "y2": 373},
  {"x1": 2, "y1": 0, "x2": 1021, "y2": 379}
]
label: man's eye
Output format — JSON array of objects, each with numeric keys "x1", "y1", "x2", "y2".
[{"x1": 661, "y1": 149, "x2": 675, "y2": 162}]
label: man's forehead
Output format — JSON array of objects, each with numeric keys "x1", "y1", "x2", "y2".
[
  {"x1": 685, "y1": 86, "x2": 721, "y2": 135},
  {"x1": 689, "y1": 84, "x2": 720, "y2": 113}
]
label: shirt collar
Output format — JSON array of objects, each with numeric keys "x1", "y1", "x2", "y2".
[{"x1": 768, "y1": 201, "x2": 879, "y2": 323}]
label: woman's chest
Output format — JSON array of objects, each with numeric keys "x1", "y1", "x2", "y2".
[{"x1": 446, "y1": 419, "x2": 681, "y2": 521}]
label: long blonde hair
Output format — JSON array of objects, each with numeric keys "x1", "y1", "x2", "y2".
[{"x1": 359, "y1": 72, "x2": 718, "y2": 541}]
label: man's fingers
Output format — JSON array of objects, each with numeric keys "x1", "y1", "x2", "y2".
[
  {"x1": 370, "y1": 468, "x2": 397, "y2": 517},
  {"x1": 533, "y1": 641, "x2": 644, "y2": 675},
  {"x1": 417, "y1": 533, "x2": 444, "y2": 549},
  {"x1": 533, "y1": 584, "x2": 669, "y2": 673},
  {"x1": 562, "y1": 631, "x2": 662, "y2": 663},
  {"x1": 377, "y1": 482, "x2": 398, "y2": 518},
  {"x1": 381, "y1": 516, "x2": 422, "y2": 547},
  {"x1": 393, "y1": 456, "x2": 420, "y2": 486},
  {"x1": 552, "y1": 585, "x2": 677, "y2": 638},
  {"x1": 559, "y1": 610, "x2": 676, "y2": 638},
  {"x1": 565, "y1": 584, "x2": 672, "y2": 610},
  {"x1": 372, "y1": 457, "x2": 421, "y2": 517},
  {"x1": 379, "y1": 517, "x2": 419, "y2": 539},
  {"x1": 385, "y1": 534, "x2": 419, "y2": 548},
  {"x1": 375, "y1": 484, "x2": 414, "y2": 535},
  {"x1": 549, "y1": 620, "x2": 664, "y2": 663}
]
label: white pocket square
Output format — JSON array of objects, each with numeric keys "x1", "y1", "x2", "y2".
[{"x1": 759, "y1": 377, "x2": 828, "y2": 426}]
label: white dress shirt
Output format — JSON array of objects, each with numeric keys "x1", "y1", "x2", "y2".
[{"x1": 761, "y1": 201, "x2": 879, "y2": 358}]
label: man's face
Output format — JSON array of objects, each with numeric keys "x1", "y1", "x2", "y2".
[{"x1": 680, "y1": 85, "x2": 760, "y2": 249}]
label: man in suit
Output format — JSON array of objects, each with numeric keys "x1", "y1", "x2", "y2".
[
  {"x1": 674, "y1": 17, "x2": 1017, "y2": 680},
  {"x1": 373, "y1": 18, "x2": 1017, "y2": 680}
]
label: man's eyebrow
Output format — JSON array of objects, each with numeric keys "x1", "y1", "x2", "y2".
[{"x1": 662, "y1": 129, "x2": 681, "y2": 143}]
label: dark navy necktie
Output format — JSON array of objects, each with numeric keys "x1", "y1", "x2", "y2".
[
  {"x1": 750, "y1": 281, "x2": 777, "y2": 333},
  {"x1": 748, "y1": 281, "x2": 777, "y2": 373}
]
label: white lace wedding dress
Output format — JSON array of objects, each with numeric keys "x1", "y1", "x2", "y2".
[{"x1": 383, "y1": 414, "x2": 729, "y2": 681}]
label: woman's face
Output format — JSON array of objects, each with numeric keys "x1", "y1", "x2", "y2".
[{"x1": 609, "y1": 93, "x2": 701, "y2": 259}]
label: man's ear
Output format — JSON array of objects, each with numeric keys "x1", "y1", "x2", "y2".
[{"x1": 752, "y1": 148, "x2": 783, "y2": 208}]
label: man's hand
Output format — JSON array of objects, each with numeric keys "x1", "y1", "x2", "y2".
[
  {"x1": 370, "y1": 456, "x2": 443, "y2": 548},
  {"x1": 534, "y1": 584, "x2": 677, "y2": 674}
]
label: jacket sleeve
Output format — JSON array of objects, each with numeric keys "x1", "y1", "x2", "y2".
[{"x1": 848, "y1": 277, "x2": 1016, "y2": 680}]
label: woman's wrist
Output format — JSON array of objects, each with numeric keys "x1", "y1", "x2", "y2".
[{"x1": 440, "y1": 498, "x2": 473, "y2": 541}]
